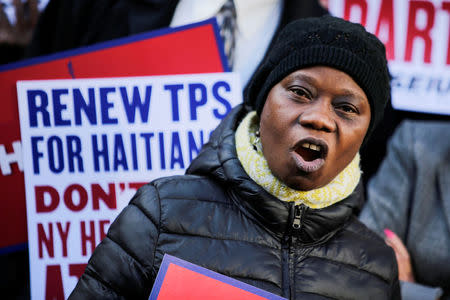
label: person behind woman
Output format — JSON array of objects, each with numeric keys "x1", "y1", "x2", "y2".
[
  {"x1": 360, "y1": 119, "x2": 450, "y2": 300},
  {"x1": 69, "y1": 15, "x2": 400, "y2": 299}
]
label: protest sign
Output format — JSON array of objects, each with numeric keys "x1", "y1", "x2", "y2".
[
  {"x1": 150, "y1": 254, "x2": 288, "y2": 300},
  {"x1": 0, "y1": 18, "x2": 227, "y2": 253},
  {"x1": 329, "y1": 0, "x2": 450, "y2": 115},
  {"x1": 17, "y1": 72, "x2": 242, "y2": 299}
]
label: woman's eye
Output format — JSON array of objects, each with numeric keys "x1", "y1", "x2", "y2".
[
  {"x1": 290, "y1": 87, "x2": 311, "y2": 99},
  {"x1": 336, "y1": 104, "x2": 358, "y2": 114}
]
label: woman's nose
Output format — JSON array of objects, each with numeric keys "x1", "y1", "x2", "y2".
[{"x1": 298, "y1": 100, "x2": 336, "y2": 132}]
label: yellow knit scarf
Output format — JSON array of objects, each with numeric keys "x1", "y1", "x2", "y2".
[{"x1": 235, "y1": 111, "x2": 361, "y2": 209}]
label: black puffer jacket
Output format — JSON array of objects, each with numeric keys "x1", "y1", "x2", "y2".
[{"x1": 69, "y1": 105, "x2": 400, "y2": 300}]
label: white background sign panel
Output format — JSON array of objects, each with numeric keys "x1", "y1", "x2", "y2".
[{"x1": 17, "y1": 72, "x2": 242, "y2": 299}]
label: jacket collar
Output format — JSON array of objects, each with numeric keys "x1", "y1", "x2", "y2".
[{"x1": 187, "y1": 105, "x2": 363, "y2": 242}]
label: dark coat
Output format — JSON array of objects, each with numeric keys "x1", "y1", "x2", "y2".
[{"x1": 69, "y1": 105, "x2": 401, "y2": 300}]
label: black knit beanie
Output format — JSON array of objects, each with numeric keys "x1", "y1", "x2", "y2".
[{"x1": 245, "y1": 15, "x2": 390, "y2": 141}]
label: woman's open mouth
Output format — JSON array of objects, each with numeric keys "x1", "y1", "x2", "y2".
[{"x1": 292, "y1": 138, "x2": 328, "y2": 173}]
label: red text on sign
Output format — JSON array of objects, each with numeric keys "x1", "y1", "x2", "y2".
[
  {"x1": 35, "y1": 183, "x2": 116, "y2": 213},
  {"x1": 343, "y1": 0, "x2": 450, "y2": 64}
]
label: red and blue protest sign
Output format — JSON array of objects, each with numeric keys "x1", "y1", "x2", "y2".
[
  {"x1": 150, "y1": 254, "x2": 287, "y2": 300},
  {"x1": 0, "y1": 18, "x2": 228, "y2": 253}
]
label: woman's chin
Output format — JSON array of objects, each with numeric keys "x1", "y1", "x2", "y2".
[
  {"x1": 283, "y1": 174, "x2": 327, "y2": 191},
  {"x1": 283, "y1": 152, "x2": 327, "y2": 190}
]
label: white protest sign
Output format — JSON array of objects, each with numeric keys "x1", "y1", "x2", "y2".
[
  {"x1": 17, "y1": 72, "x2": 242, "y2": 299},
  {"x1": 329, "y1": 0, "x2": 450, "y2": 115}
]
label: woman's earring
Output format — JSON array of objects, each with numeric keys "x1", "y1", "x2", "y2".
[{"x1": 253, "y1": 129, "x2": 262, "y2": 153}]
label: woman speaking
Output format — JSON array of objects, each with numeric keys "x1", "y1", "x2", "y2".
[{"x1": 69, "y1": 15, "x2": 400, "y2": 299}]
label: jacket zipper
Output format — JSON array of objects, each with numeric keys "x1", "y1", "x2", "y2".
[
  {"x1": 281, "y1": 204, "x2": 307, "y2": 299},
  {"x1": 281, "y1": 235, "x2": 290, "y2": 298},
  {"x1": 289, "y1": 205, "x2": 307, "y2": 299},
  {"x1": 292, "y1": 205, "x2": 305, "y2": 231}
]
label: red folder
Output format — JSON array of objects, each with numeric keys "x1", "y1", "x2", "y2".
[
  {"x1": 0, "y1": 18, "x2": 227, "y2": 252},
  {"x1": 150, "y1": 254, "x2": 287, "y2": 300}
]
